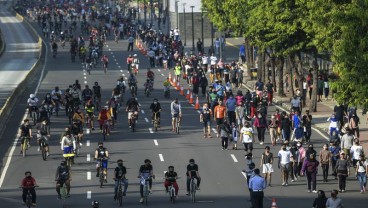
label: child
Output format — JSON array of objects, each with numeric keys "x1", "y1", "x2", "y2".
[
  {"x1": 327, "y1": 113, "x2": 339, "y2": 136},
  {"x1": 231, "y1": 122, "x2": 239, "y2": 150}
]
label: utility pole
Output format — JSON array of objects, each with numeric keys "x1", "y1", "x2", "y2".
[
  {"x1": 175, "y1": 0, "x2": 179, "y2": 30},
  {"x1": 190, "y1": 5, "x2": 195, "y2": 51},
  {"x1": 201, "y1": 7, "x2": 204, "y2": 52},
  {"x1": 150, "y1": 0, "x2": 153, "y2": 26},
  {"x1": 183, "y1": 3, "x2": 186, "y2": 46},
  {"x1": 137, "y1": 0, "x2": 140, "y2": 23},
  {"x1": 144, "y1": 0, "x2": 147, "y2": 27}
]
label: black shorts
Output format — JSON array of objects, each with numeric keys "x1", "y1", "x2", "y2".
[
  {"x1": 216, "y1": 118, "x2": 224, "y2": 125},
  {"x1": 203, "y1": 120, "x2": 211, "y2": 127}
]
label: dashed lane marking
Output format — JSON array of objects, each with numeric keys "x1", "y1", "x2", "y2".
[
  {"x1": 212, "y1": 128, "x2": 218, "y2": 134},
  {"x1": 86, "y1": 140, "x2": 90, "y2": 147},
  {"x1": 87, "y1": 154, "x2": 91, "y2": 162},
  {"x1": 87, "y1": 172, "x2": 91, "y2": 180},
  {"x1": 149, "y1": 128, "x2": 154, "y2": 134},
  {"x1": 87, "y1": 191, "x2": 92, "y2": 199},
  {"x1": 159, "y1": 154, "x2": 164, "y2": 161},
  {"x1": 230, "y1": 154, "x2": 238, "y2": 162},
  {"x1": 241, "y1": 172, "x2": 247, "y2": 179},
  {"x1": 141, "y1": 110, "x2": 145, "y2": 114},
  {"x1": 154, "y1": 139, "x2": 158, "y2": 146},
  {"x1": 161, "y1": 73, "x2": 164, "y2": 76},
  {"x1": 145, "y1": 118, "x2": 149, "y2": 123}
]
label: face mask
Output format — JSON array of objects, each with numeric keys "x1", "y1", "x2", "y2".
[
  {"x1": 308, "y1": 146, "x2": 313, "y2": 150},
  {"x1": 47, "y1": 95, "x2": 50, "y2": 98},
  {"x1": 154, "y1": 102, "x2": 157, "y2": 104},
  {"x1": 282, "y1": 148, "x2": 286, "y2": 151},
  {"x1": 99, "y1": 146, "x2": 103, "y2": 149},
  {"x1": 258, "y1": 115, "x2": 262, "y2": 118},
  {"x1": 175, "y1": 101, "x2": 178, "y2": 104},
  {"x1": 118, "y1": 163, "x2": 123, "y2": 166},
  {"x1": 27, "y1": 176, "x2": 32, "y2": 179}
]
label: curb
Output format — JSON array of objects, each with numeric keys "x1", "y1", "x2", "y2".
[
  {"x1": 0, "y1": 12, "x2": 45, "y2": 136},
  {"x1": 0, "y1": 29, "x2": 5, "y2": 58}
]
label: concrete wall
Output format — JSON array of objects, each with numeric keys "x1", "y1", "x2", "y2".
[{"x1": 169, "y1": 11, "x2": 212, "y2": 40}]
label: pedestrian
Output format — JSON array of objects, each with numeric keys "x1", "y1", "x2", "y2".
[
  {"x1": 237, "y1": 67, "x2": 244, "y2": 89},
  {"x1": 306, "y1": 144, "x2": 317, "y2": 160},
  {"x1": 327, "y1": 113, "x2": 339, "y2": 136},
  {"x1": 317, "y1": 75, "x2": 324, "y2": 102},
  {"x1": 253, "y1": 113, "x2": 267, "y2": 145},
  {"x1": 249, "y1": 168, "x2": 267, "y2": 208},
  {"x1": 292, "y1": 111, "x2": 304, "y2": 142},
  {"x1": 235, "y1": 101, "x2": 245, "y2": 129},
  {"x1": 245, "y1": 162, "x2": 256, "y2": 201},
  {"x1": 290, "y1": 143, "x2": 300, "y2": 182},
  {"x1": 297, "y1": 141, "x2": 306, "y2": 177},
  {"x1": 350, "y1": 138, "x2": 364, "y2": 167},
  {"x1": 291, "y1": 95, "x2": 301, "y2": 113},
  {"x1": 281, "y1": 112, "x2": 292, "y2": 142},
  {"x1": 355, "y1": 154, "x2": 367, "y2": 193},
  {"x1": 200, "y1": 103, "x2": 212, "y2": 138},
  {"x1": 278, "y1": 144, "x2": 292, "y2": 186},
  {"x1": 127, "y1": 35, "x2": 134, "y2": 51},
  {"x1": 255, "y1": 78, "x2": 264, "y2": 98},
  {"x1": 219, "y1": 120, "x2": 230, "y2": 150},
  {"x1": 329, "y1": 142, "x2": 341, "y2": 180},
  {"x1": 260, "y1": 146, "x2": 273, "y2": 187},
  {"x1": 312, "y1": 190, "x2": 328, "y2": 208},
  {"x1": 268, "y1": 115, "x2": 278, "y2": 146},
  {"x1": 302, "y1": 153, "x2": 320, "y2": 193},
  {"x1": 349, "y1": 113, "x2": 360, "y2": 138},
  {"x1": 319, "y1": 144, "x2": 332, "y2": 182},
  {"x1": 231, "y1": 122, "x2": 239, "y2": 150},
  {"x1": 240, "y1": 121, "x2": 254, "y2": 154},
  {"x1": 335, "y1": 152, "x2": 350, "y2": 192},
  {"x1": 226, "y1": 94, "x2": 237, "y2": 124},
  {"x1": 239, "y1": 45, "x2": 246, "y2": 63},
  {"x1": 324, "y1": 77, "x2": 330, "y2": 101},
  {"x1": 340, "y1": 128, "x2": 354, "y2": 159},
  {"x1": 214, "y1": 100, "x2": 226, "y2": 138},
  {"x1": 303, "y1": 110, "x2": 313, "y2": 143},
  {"x1": 302, "y1": 78, "x2": 308, "y2": 106},
  {"x1": 325, "y1": 190, "x2": 344, "y2": 208},
  {"x1": 265, "y1": 80, "x2": 274, "y2": 105},
  {"x1": 199, "y1": 75, "x2": 208, "y2": 97}
]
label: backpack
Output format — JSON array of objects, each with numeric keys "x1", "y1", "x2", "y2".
[{"x1": 59, "y1": 166, "x2": 69, "y2": 180}]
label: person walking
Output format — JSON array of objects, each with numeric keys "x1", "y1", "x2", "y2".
[
  {"x1": 268, "y1": 115, "x2": 278, "y2": 146},
  {"x1": 319, "y1": 144, "x2": 332, "y2": 182},
  {"x1": 302, "y1": 154, "x2": 320, "y2": 193},
  {"x1": 335, "y1": 152, "x2": 350, "y2": 192},
  {"x1": 329, "y1": 142, "x2": 341, "y2": 180},
  {"x1": 290, "y1": 143, "x2": 300, "y2": 182},
  {"x1": 350, "y1": 138, "x2": 364, "y2": 167},
  {"x1": 349, "y1": 113, "x2": 360, "y2": 138},
  {"x1": 355, "y1": 154, "x2": 367, "y2": 193},
  {"x1": 240, "y1": 121, "x2": 254, "y2": 154},
  {"x1": 219, "y1": 120, "x2": 231, "y2": 150},
  {"x1": 303, "y1": 110, "x2": 313, "y2": 143},
  {"x1": 226, "y1": 94, "x2": 237, "y2": 124},
  {"x1": 260, "y1": 146, "x2": 273, "y2": 187},
  {"x1": 278, "y1": 144, "x2": 292, "y2": 186},
  {"x1": 312, "y1": 190, "x2": 328, "y2": 208},
  {"x1": 249, "y1": 168, "x2": 267, "y2": 208},
  {"x1": 281, "y1": 112, "x2": 292, "y2": 142},
  {"x1": 253, "y1": 113, "x2": 267, "y2": 145},
  {"x1": 340, "y1": 128, "x2": 354, "y2": 159},
  {"x1": 200, "y1": 103, "x2": 212, "y2": 138},
  {"x1": 326, "y1": 190, "x2": 344, "y2": 208}
]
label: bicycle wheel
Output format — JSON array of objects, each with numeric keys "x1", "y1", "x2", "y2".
[
  {"x1": 41, "y1": 146, "x2": 47, "y2": 161},
  {"x1": 118, "y1": 187, "x2": 123, "y2": 206},
  {"x1": 154, "y1": 121, "x2": 158, "y2": 132},
  {"x1": 26, "y1": 193, "x2": 32, "y2": 208},
  {"x1": 176, "y1": 119, "x2": 180, "y2": 134},
  {"x1": 191, "y1": 183, "x2": 196, "y2": 202},
  {"x1": 99, "y1": 171, "x2": 104, "y2": 188},
  {"x1": 22, "y1": 139, "x2": 27, "y2": 158},
  {"x1": 171, "y1": 188, "x2": 175, "y2": 203}
]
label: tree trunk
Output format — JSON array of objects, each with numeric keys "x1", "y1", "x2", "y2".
[
  {"x1": 295, "y1": 52, "x2": 304, "y2": 91},
  {"x1": 277, "y1": 56, "x2": 285, "y2": 97},
  {"x1": 271, "y1": 57, "x2": 277, "y2": 92},
  {"x1": 257, "y1": 51, "x2": 263, "y2": 80},
  {"x1": 245, "y1": 40, "x2": 253, "y2": 77},
  {"x1": 263, "y1": 54, "x2": 268, "y2": 83},
  {"x1": 309, "y1": 58, "x2": 318, "y2": 112},
  {"x1": 288, "y1": 55, "x2": 295, "y2": 97}
]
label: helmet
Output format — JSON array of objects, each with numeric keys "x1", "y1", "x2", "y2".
[
  {"x1": 91, "y1": 200, "x2": 100, "y2": 207},
  {"x1": 98, "y1": 142, "x2": 103, "y2": 146},
  {"x1": 25, "y1": 171, "x2": 31, "y2": 175},
  {"x1": 95, "y1": 81, "x2": 98, "y2": 85},
  {"x1": 61, "y1": 31, "x2": 64, "y2": 34},
  {"x1": 52, "y1": 31, "x2": 54, "y2": 34},
  {"x1": 168, "y1": 166, "x2": 174, "y2": 170},
  {"x1": 133, "y1": 54, "x2": 137, "y2": 57},
  {"x1": 189, "y1": 159, "x2": 195, "y2": 164},
  {"x1": 30, "y1": 94, "x2": 35, "y2": 99},
  {"x1": 117, "y1": 159, "x2": 123, "y2": 163}
]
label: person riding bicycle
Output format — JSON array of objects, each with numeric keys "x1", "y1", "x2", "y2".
[
  {"x1": 163, "y1": 77, "x2": 171, "y2": 92},
  {"x1": 35, "y1": 118, "x2": 50, "y2": 154},
  {"x1": 133, "y1": 54, "x2": 140, "y2": 71},
  {"x1": 93, "y1": 82, "x2": 102, "y2": 104},
  {"x1": 71, "y1": 119, "x2": 83, "y2": 146},
  {"x1": 55, "y1": 161, "x2": 71, "y2": 199},
  {"x1": 82, "y1": 85, "x2": 93, "y2": 104},
  {"x1": 138, "y1": 159, "x2": 155, "y2": 203},
  {"x1": 101, "y1": 54, "x2": 109, "y2": 69},
  {"x1": 60, "y1": 131, "x2": 76, "y2": 163},
  {"x1": 126, "y1": 97, "x2": 140, "y2": 128},
  {"x1": 72, "y1": 109, "x2": 84, "y2": 141},
  {"x1": 79, "y1": 45, "x2": 86, "y2": 59},
  {"x1": 116, "y1": 76, "x2": 126, "y2": 93},
  {"x1": 51, "y1": 86, "x2": 63, "y2": 110},
  {"x1": 98, "y1": 106, "x2": 112, "y2": 134},
  {"x1": 170, "y1": 98, "x2": 182, "y2": 131},
  {"x1": 150, "y1": 99, "x2": 162, "y2": 128},
  {"x1": 91, "y1": 200, "x2": 100, "y2": 208},
  {"x1": 60, "y1": 31, "x2": 65, "y2": 42},
  {"x1": 113, "y1": 159, "x2": 129, "y2": 200},
  {"x1": 147, "y1": 68, "x2": 155, "y2": 82},
  {"x1": 164, "y1": 166, "x2": 179, "y2": 196},
  {"x1": 85, "y1": 99, "x2": 95, "y2": 130},
  {"x1": 69, "y1": 85, "x2": 81, "y2": 106},
  {"x1": 52, "y1": 41, "x2": 58, "y2": 54},
  {"x1": 42, "y1": 93, "x2": 56, "y2": 109},
  {"x1": 107, "y1": 97, "x2": 118, "y2": 123},
  {"x1": 20, "y1": 119, "x2": 32, "y2": 154},
  {"x1": 94, "y1": 142, "x2": 109, "y2": 179},
  {"x1": 21, "y1": 171, "x2": 38, "y2": 206},
  {"x1": 27, "y1": 93, "x2": 39, "y2": 113},
  {"x1": 186, "y1": 159, "x2": 201, "y2": 195},
  {"x1": 127, "y1": 54, "x2": 134, "y2": 71},
  {"x1": 51, "y1": 31, "x2": 56, "y2": 42},
  {"x1": 144, "y1": 79, "x2": 153, "y2": 94},
  {"x1": 128, "y1": 74, "x2": 137, "y2": 87}
]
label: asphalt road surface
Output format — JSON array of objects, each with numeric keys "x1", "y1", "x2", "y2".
[{"x1": 0, "y1": 17, "x2": 367, "y2": 208}]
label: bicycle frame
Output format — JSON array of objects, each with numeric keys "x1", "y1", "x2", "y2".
[
  {"x1": 190, "y1": 178, "x2": 197, "y2": 202},
  {"x1": 168, "y1": 182, "x2": 176, "y2": 203}
]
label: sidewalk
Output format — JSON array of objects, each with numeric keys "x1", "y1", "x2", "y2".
[{"x1": 243, "y1": 79, "x2": 368, "y2": 150}]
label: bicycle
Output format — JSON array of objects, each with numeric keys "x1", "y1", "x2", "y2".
[
  {"x1": 153, "y1": 112, "x2": 159, "y2": 132},
  {"x1": 74, "y1": 134, "x2": 81, "y2": 157},
  {"x1": 29, "y1": 106, "x2": 39, "y2": 126},
  {"x1": 63, "y1": 150, "x2": 74, "y2": 168},
  {"x1": 140, "y1": 176, "x2": 151, "y2": 205},
  {"x1": 130, "y1": 85, "x2": 137, "y2": 97},
  {"x1": 145, "y1": 87, "x2": 151, "y2": 98},
  {"x1": 102, "y1": 62, "x2": 108, "y2": 74},
  {"x1": 173, "y1": 114, "x2": 180, "y2": 134},
  {"x1": 21, "y1": 136, "x2": 30, "y2": 158},
  {"x1": 93, "y1": 96, "x2": 100, "y2": 113},
  {"x1": 53, "y1": 49, "x2": 57, "y2": 58},
  {"x1": 115, "y1": 179, "x2": 126, "y2": 206},
  {"x1": 58, "y1": 180, "x2": 68, "y2": 207},
  {"x1": 97, "y1": 158, "x2": 109, "y2": 188},
  {"x1": 102, "y1": 120, "x2": 111, "y2": 141},
  {"x1": 20, "y1": 186, "x2": 38, "y2": 208},
  {"x1": 168, "y1": 181, "x2": 177, "y2": 203},
  {"x1": 86, "y1": 62, "x2": 93, "y2": 75},
  {"x1": 164, "y1": 88, "x2": 170, "y2": 98},
  {"x1": 39, "y1": 136, "x2": 48, "y2": 161},
  {"x1": 190, "y1": 177, "x2": 197, "y2": 202},
  {"x1": 130, "y1": 113, "x2": 137, "y2": 132}
]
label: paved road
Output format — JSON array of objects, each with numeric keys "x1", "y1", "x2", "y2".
[
  {"x1": 0, "y1": 0, "x2": 39, "y2": 109},
  {"x1": 0, "y1": 18, "x2": 367, "y2": 208}
]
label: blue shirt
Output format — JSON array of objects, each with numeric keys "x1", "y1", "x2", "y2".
[
  {"x1": 293, "y1": 115, "x2": 301, "y2": 130},
  {"x1": 239, "y1": 45, "x2": 245, "y2": 55},
  {"x1": 249, "y1": 175, "x2": 267, "y2": 191},
  {"x1": 226, "y1": 97, "x2": 236, "y2": 111}
]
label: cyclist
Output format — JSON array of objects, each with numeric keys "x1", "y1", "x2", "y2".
[
  {"x1": 126, "y1": 97, "x2": 140, "y2": 128},
  {"x1": 116, "y1": 76, "x2": 126, "y2": 93},
  {"x1": 55, "y1": 161, "x2": 71, "y2": 199},
  {"x1": 164, "y1": 166, "x2": 179, "y2": 196},
  {"x1": 128, "y1": 74, "x2": 137, "y2": 93},
  {"x1": 20, "y1": 119, "x2": 32, "y2": 154},
  {"x1": 52, "y1": 41, "x2": 58, "y2": 56},
  {"x1": 107, "y1": 97, "x2": 118, "y2": 124},
  {"x1": 170, "y1": 98, "x2": 182, "y2": 131},
  {"x1": 21, "y1": 171, "x2": 38, "y2": 206},
  {"x1": 72, "y1": 109, "x2": 84, "y2": 144},
  {"x1": 71, "y1": 119, "x2": 83, "y2": 146},
  {"x1": 138, "y1": 159, "x2": 155, "y2": 203},
  {"x1": 69, "y1": 85, "x2": 81, "y2": 107},
  {"x1": 98, "y1": 106, "x2": 112, "y2": 134},
  {"x1": 113, "y1": 159, "x2": 129, "y2": 200},
  {"x1": 35, "y1": 118, "x2": 50, "y2": 154},
  {"x1": 27, "y1": 93, "x2": 39, "y2": 114},
  {"x1": 127, "y1": 54, "x2": 133, "y2": 71},
  {"x1": 42, "y1": 93, "x2": 55, "y2": 112},
  {"x1": 101, "y1": 55, "x2": 109, "y2": 71},
  {"x1": 85, "y1": 99, "x2": 95, "y2": 130},
  {"x1": 60, "y1": 131, "x2": 76, "y2": 163},
  {"x1": 144, "y1": 79, "x2": 153, "y2": 94},
  {"x1": 82, "y1": 85, "x2": 93, "y2": 104},
  {"x1": 91, "y1": 200, "x2": 100, "y2": 208},
  {"x1": 186, "y1": 159, "x2": 201, "y2": 196},
  {"x1": 147, "y1": 68, "x2": 155, "y2": 83},
  {"x1": 51, "y1": 86, "x2": 63, "y2": 111},
  {"x1": 150, "y1": 99, "x2": 162, "y2": 128},
  {"x1": 93, "y1": 82, "x2": 102, "y2": 105},
  {"x1": 163, "y1": 77, "x2": 171, "y2": 91},
  {"x1": 133, "y1": 54, "x2": 140, "y2": 71},
  {"x1": 94, "y1": 142, "x2": 109, "y2": 179}
]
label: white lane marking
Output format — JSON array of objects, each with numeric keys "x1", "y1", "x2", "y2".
[
  {"x1": 159, "y1": 154, "x2": 164, "y2": 161},
  {"x1": 83, "y1": 73, "x2": 86, "y2": 76},
  {"x1": 86, "y1": 140, "x2": 90, "y2": 147},
  {"x1": 154, "y1": 139, "x2": 158, "y2": 146},
  {"x1": 114, "y1": 59, "x2": 117, "y2": 61},
  {"x1": 87, "y1": 154, "x2": 91, "y2": 162},
  {"x1": 158, "y1": 69, "x2": 161, "y2": 72},
  {"x1": 149, "y1": 128, "x2": 154, "y2": 133},
  {"x1": 230, "y1": 154, "x2": 238, "y2": 163},
  {"x1": 118, "y1": 66, "x2": 121, "y2": 68},
  {"x1": 241, "y1": 172, "x2": 247, "y2": 179},
  {"x1": 124, "y1": 77, "x2": 127, "y2": 80},
  {"x1": 212, "y1": 128, "x2": 218, "y2": 134},
  {"x1": 87, "y1": 172, "x2": 91, "y2": 180},
  {"x1": 0, "y1": 37, "x2": 49, "y2": 188},
  {"x1": 145, "y1": 118, "x2": 149, "y2": 123},
  {"x1": 84, "y1": 81, "x2": 87, "y2": 84},
  {"x1": 191, "y1": 104, "x2": 195, "y2": 106},
  {"x1": 84, "y1": 76, "x2": 87, "y2": 79},
  {"x1": 161, "y1": 73, "x2": 164, "y2": 76},
  {"x1": 108, "y1": 48, "x2": 111, "y2": 51},
  {"x1": 120, "y1": 70, "x2": 123, "y2": 72},
  {"x1": 110, "y1": 52, "x2": 113, "y2": 54},
  {"x1": 87, "y1": 191, "x2": 92, "y2": 199},
  {"x1": 197, "y1": 110, "x2": 201, "y2": 114},
  {"x1": 112, "y1": 55, "x2": 115, "y2": 58},
  {"x1": 141, "y1": 110, "x2": 145, "y2": 114}
]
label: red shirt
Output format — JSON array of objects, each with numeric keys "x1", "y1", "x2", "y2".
[
  {"x1": 127, "y1": 57, "x2": 133, "y2": 64},
  {"x1": 22, "y1": 177, "x2": 36, "y2": 188}
]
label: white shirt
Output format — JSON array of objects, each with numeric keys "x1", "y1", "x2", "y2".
[
  {"x1": 278, "y1": 150, "x2": 291, "y2": 164},
  {"x1": 350, "y1": 145, "x2": 364, "y2": 160},
  {"x1": 61, "y1": 135, "x2": 76, "y2": 150},
  {"x1": 27, "y1": 97, "x2": 39, "y2": 107},
  {"x1": 240, "y1": 127, "x2": 253, "y2": 143},
  {"x1": 356, "y1": 160, "x2": 367, "y2": 173},
  {"x1": 210, "y1": 56, "x2": 217, "y2": 65},
  {"x1": 174, "y1": 29, "x2": 179, "y2": 36},
  {"x1": 303, "y1": 81, "x2": 308, "y2": 90},
  {"x1": 202, "y1": 56, "x2": 208, "y2": 65},
  {"x1": 51, "y1": 90, "x2": 63, "y2": 100}
]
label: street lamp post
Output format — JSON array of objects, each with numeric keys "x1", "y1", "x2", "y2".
[
  {"x1": 175, "y1": 0, "x2": 179, "y2": 30},
  {"x1": 137, "y1": 0, "x2": 140, "y2": 23},
  {"x1": 144, "y1": 0, "x2": 147, "y2": 26},
  {"x1": 150, "y1": 0, "x2": 153, "y2": 26},
  {"x1": 190, "y1": 6, "x2": 195, "y2": 51},
  {"x1": 183, "y1": 3, "x2": 186, "y2": 46},
  {"x1": 201, "y1": 8, "x2": 204, "y2": 52}
]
